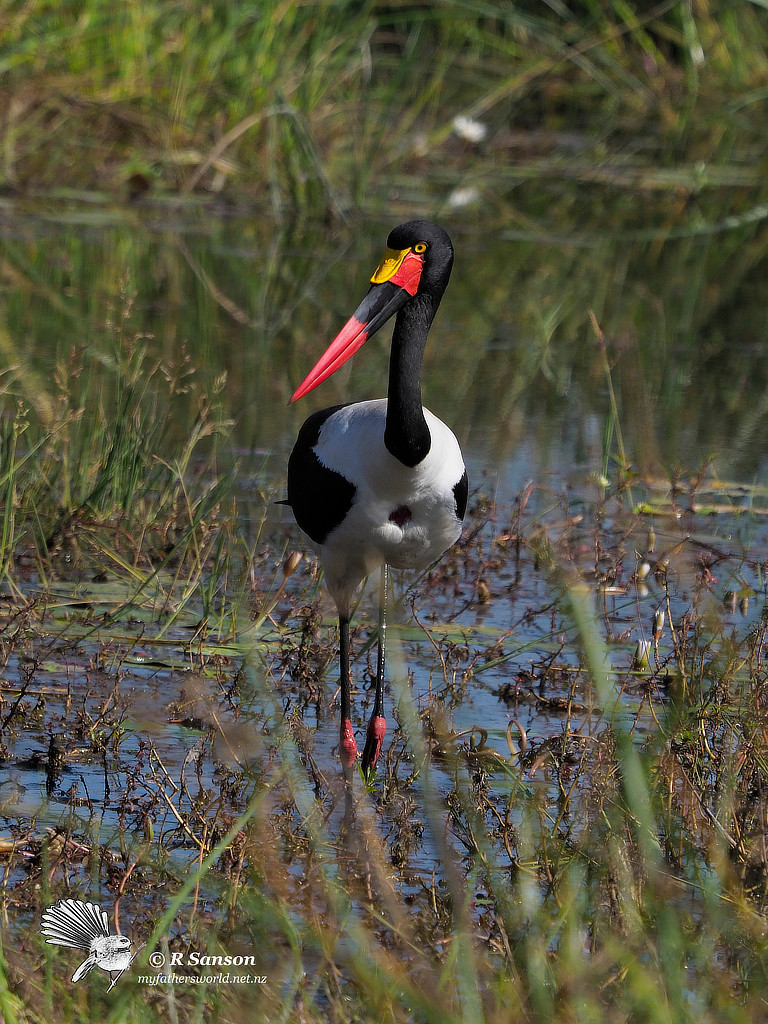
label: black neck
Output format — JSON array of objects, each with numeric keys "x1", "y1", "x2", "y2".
[{"x1": 384, "y1": 294, "x2": 434, "y2": 467}]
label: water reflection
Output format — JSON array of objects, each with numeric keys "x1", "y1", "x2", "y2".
[
  {"x1": 1, "y1": 200, "x2": 767, "y2": 490},
  {"x1": 2, "y1": 202, "x2": 768, "y2": 925}
]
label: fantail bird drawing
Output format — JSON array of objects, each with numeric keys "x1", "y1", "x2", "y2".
[{"x1": 41, "y1": 899, "x2": 135, "y2": 990}]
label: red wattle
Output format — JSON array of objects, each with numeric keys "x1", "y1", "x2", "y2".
[{"x1": 389, "y1": 251, "x2": 423, "y2": 295}]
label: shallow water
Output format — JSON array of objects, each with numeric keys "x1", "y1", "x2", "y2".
[
  {"x1": 4, "y1": 195, "x2": 768, "y2": 485},
  {"x1": 2, "y1": 196, "x2": 768, "y2": 907}
]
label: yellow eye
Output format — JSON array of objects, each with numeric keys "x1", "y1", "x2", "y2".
[{"x1": 413, "y1": 242, "x2": 428, "y2": 254}]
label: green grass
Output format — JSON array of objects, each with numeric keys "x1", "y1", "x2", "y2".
[
  {"x1": 3, "y1": 0, "x2": 768, "y2": 217},
  {"x1": 2, "y1": 329, "x2": 768, "y2": 1021},
  {"x1": 2, "y1": 3, "x2": 768, "y2": 1021}
]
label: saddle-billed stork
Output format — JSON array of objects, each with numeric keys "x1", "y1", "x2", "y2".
[{"x1": 286, "y1": 220, "x2": 468, "y2": 775}]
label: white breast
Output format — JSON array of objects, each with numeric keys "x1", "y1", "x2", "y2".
[{"x1": 312, "y1": 399, "x2": 465, "y2": 606}]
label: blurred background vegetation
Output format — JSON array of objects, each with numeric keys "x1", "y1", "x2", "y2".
[
  {"x1": 2, "y1": 0, "x2": 766, "y2": 215},
  {"x1": 3, "y1": 0, "x2": 768, "y2": 489}
]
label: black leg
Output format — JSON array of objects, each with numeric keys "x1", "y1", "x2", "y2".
[
  {"x1": 362, "y1": 564, "x2": 388, "y2": 775},
  {"x1": 338, "y1": 614, "x2": 358, "y2": 770}
]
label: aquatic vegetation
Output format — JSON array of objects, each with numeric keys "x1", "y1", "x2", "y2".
[
  {"x1": 1, "y1": 4, "x2": 768, "y2": 1018},
  {"x1": 2, "y1": 328, "x2": 768, "y2": 1021},
  {"x1": 2, "y1": 0, "x2": 767, "y2": 225}
]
